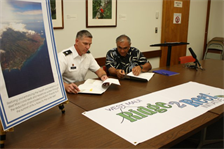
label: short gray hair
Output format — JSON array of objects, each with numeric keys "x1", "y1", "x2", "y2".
[
  {"x1": 76, "y1": 30, "x2": 93, "y2": 39},
  {"x1": 116, "y1": 34, "x2": 131, "y2": 44}
]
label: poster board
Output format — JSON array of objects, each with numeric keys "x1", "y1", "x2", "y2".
[{"x1": 0, "y1": 0, "x2": 67, "y2": 130}]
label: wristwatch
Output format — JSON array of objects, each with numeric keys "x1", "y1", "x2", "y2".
[{"x1": 139, "y1": 65, "x2": 143, "y2": 69}]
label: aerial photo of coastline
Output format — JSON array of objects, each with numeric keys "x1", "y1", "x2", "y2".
[{"x1": 0, "y1": 0, "x2": 54, "y2": 97}]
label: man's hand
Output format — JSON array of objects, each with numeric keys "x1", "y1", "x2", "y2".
[
  {"x1": 64, "y1": 83, "x2": 80, "y2": 94},
  {"x1": 100, "y1": 74, "x2": 108, "y2": 81},
  {"x1": 132, "y1": 66, "x2": 141, "y2": 76},
  {"x1": 116, "y1": 69, "x2": 125, "y2": 79}
]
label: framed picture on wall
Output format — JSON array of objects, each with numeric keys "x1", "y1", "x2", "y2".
[
  {"x1": 50, "y1": 0, "x2": 64, "y2": 29},
  {"x1": 86, "y1": 0, "x2": 117, "y2": 28}
]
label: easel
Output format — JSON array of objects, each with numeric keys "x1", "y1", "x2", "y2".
[
  {"x1": 0, "y1": 122, "x2": 14, "y2": 148},
  {"x1": 58, "y1": 101, "x2": 69, "y2": 114},
  {"x1": 0, "y1": 101, "x2": 68, "y2": 148}
]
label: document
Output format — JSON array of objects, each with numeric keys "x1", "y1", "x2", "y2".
[
  {"x1": 78, "y1": 78, "x2": 120, "y2": 94},
  {"x1": 152, "y1": 69, "x2": 179, "y2": 76},
  {"x1": 124, "y1": 72, "x2": 154, "y2": 82}
]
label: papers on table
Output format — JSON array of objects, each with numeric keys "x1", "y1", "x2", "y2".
[
  {"x1": 78, "y1": 78, "x2": 120, "y2": 94},
  {"x1": 124, "y1": 72, "x2": 154, "y2": 81}
]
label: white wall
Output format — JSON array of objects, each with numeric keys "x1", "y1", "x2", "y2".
[
  {"x1": 53, "y1": 0, "x2": 223, "y2": 74},
  {"x1": 187, "y1": 0, "x2": 224, "y2": 60},
  {"x1": 207, "y1": 0, "x2": 224, "y2": 41},
  {"x1": 187, "y1": 0, "x2": 208, "y2": 60},
  {"x1": 54, "y1": 0, "x2": 162, "y2": 70}
]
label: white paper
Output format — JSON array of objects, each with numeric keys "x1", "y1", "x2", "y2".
[
  {"x1": 126, "y1": 72, "x2": 154, "y2": 81},
  {"x1": 78, "y1": 78, "x2": 120, "y2": 94}
]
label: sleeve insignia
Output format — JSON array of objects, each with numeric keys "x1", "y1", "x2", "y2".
[{"x1": 63, "y1": 50, "x2": 72, "y2": 56}]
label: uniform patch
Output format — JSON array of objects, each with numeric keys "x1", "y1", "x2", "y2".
[
  {"x1": 63, "y1": 50, "x2": 72, "y2": 56},
  {"x1": 71, "y1": 66, "x2": 76, "y2": 69},
  {"x1": 70, "y1": 64, "x2": 76, "y2": 69}
]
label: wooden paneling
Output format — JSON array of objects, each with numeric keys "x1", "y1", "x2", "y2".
[
  {"x1": 203, "y1": 0, "x2": 211, "y2": 58},
  {"x1": 160, "y1": 0, "x2": 190, "y2": 67},
  {"x1": 95, "y1": 50, "x2": 161, "y2": 66}
]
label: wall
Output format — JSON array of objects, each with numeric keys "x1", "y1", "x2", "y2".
[
  {"x1": 187, "y1": 0, "x2": 207, "y2": 59},
  {"x1": 54, "y1": 0, "x2": 162, "y2": 70},
  {"x1": 207, "y1": 0, "x2": 224, "y2": 41},
  {"x1": 53, "y1": 0, "x2": 222, "y2": 77},
  {"x1": 187, "y1": 0, "x2": 224, "y2": 60}
]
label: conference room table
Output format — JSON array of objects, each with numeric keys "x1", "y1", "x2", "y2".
[{"x1": 4, "y1": 59, "x2": 224, "y2": 148}]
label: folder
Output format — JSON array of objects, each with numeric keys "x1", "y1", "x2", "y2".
[
  {"x1": 78, "y1": 78, "x2": 120, "y2": 94},
  {"x1": 152, "y1": 69, "x2": 179, "y2": 76}
]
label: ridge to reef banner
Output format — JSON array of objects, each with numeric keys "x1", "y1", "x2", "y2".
[
  {"x1": 0, "y1": 0, "x2": 67, "y2": 130},
  {"x1": 83, "y1": 82, "x2": 224, "y2": 145}
]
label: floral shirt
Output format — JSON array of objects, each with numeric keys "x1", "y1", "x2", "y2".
[{"x1": 106, "y1": 47, "x2": 148, "y2": 74}]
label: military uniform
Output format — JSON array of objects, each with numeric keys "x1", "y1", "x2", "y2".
[{"x1": 58, "y1": 45, "x2": 100, "y2": 83}]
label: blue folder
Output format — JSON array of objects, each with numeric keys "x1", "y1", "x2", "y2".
[{"x1": 152, "y1": 69, "x2": 179, "y2": 76}]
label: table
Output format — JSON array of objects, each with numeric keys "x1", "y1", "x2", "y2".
[
  {"x1": 3, "y1": 101, "x2": 152, "y2": 148},
  {"x1": 69, "y1": 59, "x2": 224, "y2": 111},
  {"x1": 4, "y1": 59, "x2": 223, "y2": 148}
]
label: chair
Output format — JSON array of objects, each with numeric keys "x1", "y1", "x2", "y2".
[
  {"x1": 204, "y1": 37, "x2": 224, "y2": 60},
  {"x1": 179, "y1": 56, "x2": 195, "y2": 64}
]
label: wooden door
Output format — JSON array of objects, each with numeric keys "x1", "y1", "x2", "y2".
[{"x1": 160, "y1": 0, "x2": 190, "y2": 67}]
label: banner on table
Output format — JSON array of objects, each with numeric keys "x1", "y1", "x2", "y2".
[{"x1": 83, "y1": 82, "x2": 224, "y2": 145}]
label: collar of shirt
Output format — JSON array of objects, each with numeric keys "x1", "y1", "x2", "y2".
[{"x1": 71, "y1": 45, "x2": 85, "y2": 61}]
